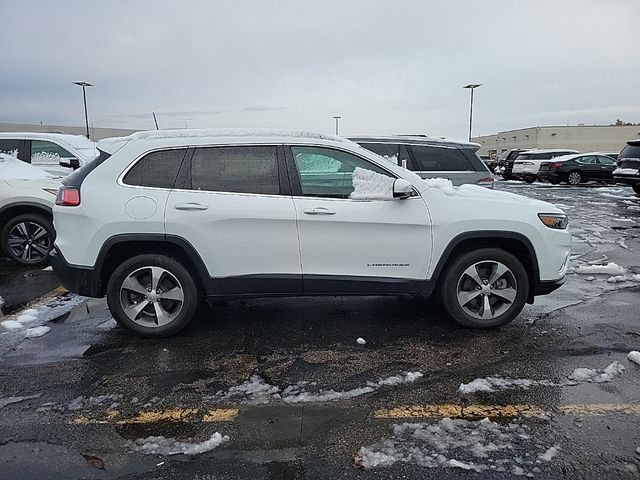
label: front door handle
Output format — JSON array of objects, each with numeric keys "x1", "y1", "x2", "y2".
[
  {"x1": 303, "y1": 207, "x2": 336, "y2": 215},
  {"x1": 174, "y1": 202, "x2": 209, "y2": 211}
]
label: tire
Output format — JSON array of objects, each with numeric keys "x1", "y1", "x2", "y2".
[
  {"x1": 106, "y1": 254, "x2": 199, "y2": 337},
  {"x1": 633, "y1": 184, "x2": 640, "y2": 197},
  {"x1": 524, "y1": 176, "x2": 536, "y2": 184},
  {"x1": 567, "y1": 171, "x2": 582, "y2": 185},
  {"x1": 0, "y1": 213, "x2": 55, "y2": 266},
  {"x1": 439, "y1": 248, "x2": 529, "y2": 329}
]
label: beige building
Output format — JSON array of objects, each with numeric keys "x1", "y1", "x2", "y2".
[
  {"x1": 473, "y1": 125, "x2": 640, "y2": 157},
  {"x1": 0, "y1": 122, "x2": 136, "y2": 141}
]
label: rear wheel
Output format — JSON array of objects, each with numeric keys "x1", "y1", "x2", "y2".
[
  {"x1": 440, "y1": 248, "x2": 529, "y2": 328},
  {"x1": 0, "y1": 213, "x2": 54, "y2": 266},
  {"x1": 106, "y1": 254, "x2": 199, "y2": 337},
  {"x1": 567, "y1": 171, "x2": 582, "y2": 185},
  {"x1": 524, "y1": 176, "x2": 536, "y2": 184},
  {"x1": 633, "y1": 184, "x2": 640, "y2": 197}
]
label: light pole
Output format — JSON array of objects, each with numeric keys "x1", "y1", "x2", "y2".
[
  {"x1": 333, "y1": 115, "x2": 341, "y2": 135},
  {"x1": 463, "y1": 83, "x2": 482, "y2": 142},
  {"x1": 73, "y1": 81, "x2": 93, "y2": 139}
]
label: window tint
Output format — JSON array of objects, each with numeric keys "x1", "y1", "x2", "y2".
[
  {"x1": 358, "y1": 143, "x2": 410, "y2": 166},
  {"x1": 123, "y1": 149, "x2": 187, "y2": 188},
  {"x1": 411, "y1": 145, "x2": 474, "y2": 171},
  {"x1": 31, "y1": 140, "x2": 74, "y2": 164},
  {"x1": 191, "y1": 146, "x2": 279, "y2": 194},
  {"x1": 292, "y1": 146, "x2": 392, "y2": 198},
  {"x1": 531, "y1": 153, "x2": 553, "y2": 160},
  {"x1": 619, "y1": 144, "x2": 640, "y2": 160},
  {"x1": 597, "y1": 156, "x2": 616, "y2": 165},
  {"x1": 0, "y1": 139, "x2": 24, "y2": 159}
]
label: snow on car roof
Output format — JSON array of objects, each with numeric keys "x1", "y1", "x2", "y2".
[
  {"x1": 0, "y1": 153, "x2": 56, "y2": 181},
  {"x1": 0, "y1": 132, "x2": 95, "y2": 149},
  {"x1": 348, "y1": 135, "x2": 479, "y2": 149},
  {"x1": 519, "y1": 148, "x2": 579, "y2": 154},
  {"x1": 97, "y1": 128, "x2": 350, "y2": 154}
]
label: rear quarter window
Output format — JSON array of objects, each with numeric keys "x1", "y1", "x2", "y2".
[
  {"x1": 123, "y1": 149, "x2": 188, "y2": 188},
  {"x1": 410, "y1": 145, "x2": 474, "y2": 171}
]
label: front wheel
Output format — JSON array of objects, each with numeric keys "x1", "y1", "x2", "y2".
[
  {"x1": 1, "y1": 213, "x2": 55, "y2": 266},
  {"x1": 439, "y1": 248, "x2": 529, "y2": 328},
  {"x1": 106, "y1": 254, "x2": 199, "y2": 337},
  {"x1": 524, "y1": 176, "x2": 536, "y2": 184}
]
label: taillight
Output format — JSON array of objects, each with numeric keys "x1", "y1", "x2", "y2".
[
  {"x1": 476, "y1": 177, "x2": 495, "y2": 189},
  {"x1": 55, "y1": 187, "x2": 81, "y2": 206},
  {"x1": 549, "y1": 162, "x2": 562, "y2": 170}
]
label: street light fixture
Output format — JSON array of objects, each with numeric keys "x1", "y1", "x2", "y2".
[
  {"x1": 72, "y1": 81, "x2": 93, "y2": 139},
  {"x1": 333, "y1": 115, "x2": 342, "y2": 136},
  {"x1": 463, "y1": 83, "x2": 482, "y2": 142}
]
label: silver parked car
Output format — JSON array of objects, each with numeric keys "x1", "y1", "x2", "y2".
[{"x1": 349, "y1": 135, "x2": 494, "y2": 187}]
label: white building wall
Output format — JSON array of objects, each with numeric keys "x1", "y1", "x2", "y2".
[{"x1": 474, "y1": 125, "x2": 640, "y2": 156}]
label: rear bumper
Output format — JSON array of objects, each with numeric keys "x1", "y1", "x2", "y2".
[
  {"x1": 538, "y1": 172, "x2": 562, "y2": 182},
  {"x1": 50, "y1": 247, "x2": 103, "y2": 297}
]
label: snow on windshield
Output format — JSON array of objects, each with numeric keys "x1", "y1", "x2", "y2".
[{"x1": 0, "y1": 153, "x2": 56, "y2": 180}]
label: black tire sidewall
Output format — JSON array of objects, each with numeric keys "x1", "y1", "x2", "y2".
[
  {"x1": 1, "y1": 213, "x2": 54, "y2": 266},
  {"x1": 106, "y1": 254, "x2": 198, "y2": 337},
  {"x1": 440, "y1": 248, "x2": 529, "y2": 329}
]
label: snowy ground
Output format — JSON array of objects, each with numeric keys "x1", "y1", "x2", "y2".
[{"x1": 0, "y1": 180, "x2": 639, "y2": 479}]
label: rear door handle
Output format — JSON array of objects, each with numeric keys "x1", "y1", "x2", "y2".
[
  {"x1": 303, "y1": 207, "x2": 336, "y2": 215},
  {"x1": 174, "y1": 202, "x2": 209, "y2": 211}
]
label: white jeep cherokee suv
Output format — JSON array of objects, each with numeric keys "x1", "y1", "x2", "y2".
[{"x1": 51, "y1": 129, "x2": 571, "y2": 337}]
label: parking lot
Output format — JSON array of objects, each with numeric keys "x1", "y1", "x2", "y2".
[{"x1": 0, "y1": 180, "x2": 638, "y2": 479}]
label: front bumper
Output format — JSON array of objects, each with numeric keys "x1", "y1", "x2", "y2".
[
  {"x1": 613, "y1": 175, "x2": 640, "y2": 186},
  {"x1": 533, "y1": 276, "x2": 566, "y2": 296},
  {"x1": 50, "y1": 247, "x2": 103, "y2": 297}
]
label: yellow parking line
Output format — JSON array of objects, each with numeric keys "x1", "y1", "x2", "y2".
[
  {"x1": 374, "y1": 404, "x2": 547, "y2": 419},
  {"x1": 203, "y1": 408, "x2": 239, "y2": 422},
  {"x1": 557, "y1": 404, "x2": 640, "y2": 415},
  {"x1": 116, "y1": 408, "x2": 199, "y2": 424}
]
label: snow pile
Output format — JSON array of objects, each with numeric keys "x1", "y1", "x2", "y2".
[
  {"x1": 68, "y1": 394, "x2": 123, "y2": 410},
  {"x1": 0, "y1": 394, "x2": 41, "y2": 409},
  {"x1": 350, "y1": 167, "x2": 395, "y2": 200},
  {"x1": 612, "y1": 168, "x2": 639, "y2": 175},
  {"x1": 355, "y1": 417, "x2": 558, "y2": 476},
  {"x1": 129, "y1": 432, "x2": 229, "y2": 455},
  {"x1": 572, "y1": 262, "x2": 627, "y2": 276},
  {"x1": 460, "y1": 361, "x2": 625, "y2": 393},
  {"x1": 0, "y1": 295, "x2": 86, "y2": 339},
  {"x1": 0, "y1": 153, "x2": 56, "y2": 180},
  {"x1": 606, "y1": 274, "x2": 640, "y2": 283},
  {"x1": 628, "y1": 351, "x2": 640, "y2": 366},
  {"x1": 31, "y1": 152, "x2": 61, "y2": 165},
  {"x1": 209, "y1": 372, "x2": 423, "y2": 405},
  {"x1": 423, "y1": 177, "x2": 458, "y2": 196},
  {"x1": 568, "y1": 361, "x2": 625, "y2": 383}
]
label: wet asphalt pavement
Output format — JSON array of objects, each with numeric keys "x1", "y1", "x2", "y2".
[{"x1": 1, "y1": 181, "x2": 640, "y2": 479}]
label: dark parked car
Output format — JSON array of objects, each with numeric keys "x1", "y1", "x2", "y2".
[
  {"x1": 613, "y1": 140, "x2": 640, "y2": 196},
  {"x1": 496, "y1": 148, "x2": 528, "y2": 179},
  {"x1": 538, "y1": 153, "x2": 617, "y2": 185},
  {"x1": 349, "y1": 136, "x2": 494, "y2": 187}
]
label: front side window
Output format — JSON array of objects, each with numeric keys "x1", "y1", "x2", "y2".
[
  {"x1": 191, "y1": 146, "x2": 279, "y2": 194},
  {"x1": 31, "y1": 140, "x2": 74, "y2": 164},
  {"x1": 411, "y1": 145, "x2": 474, "y2": 171},
  {"x1": 292, "y1": 146, "x2": 392, "y2": 198},
  {"x1": 123, "y1": 149, "x2": 187, "y2": 188}
]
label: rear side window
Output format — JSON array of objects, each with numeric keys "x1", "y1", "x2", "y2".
[
  {"x1": 123, "y1": 149, "x2": 187, "y2": 188},
  {"x1": 358, "y1": 143, "x2": 411, "y2": 166},
  {"x1": 0, "y1": 139, "x2": 25, "y2": 160},
  {"x1": 191, "y1": 146, "x2": 279, "y2": 194},
  {"x1": 620, "y1": 144, "x2": 640, "y2": 160},
  {"x1": 411, "y1": 145, "x2": 474, "y2": 171}
]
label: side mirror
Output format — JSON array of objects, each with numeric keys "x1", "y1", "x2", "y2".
[
  {"x1": 393, "y1": 178, "x2": 413, "y2": 199},
  {"x1": 60, "y1": 158, "x2": 81, "y2": 169}
]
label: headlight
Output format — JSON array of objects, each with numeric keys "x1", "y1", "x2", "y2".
[{"x1": 538, "y1": 213, "x2": 568, "y2": 229}]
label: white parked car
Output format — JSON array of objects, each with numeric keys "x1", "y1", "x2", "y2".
[
  {"x1": 51, "y1": 129, "x2": 571, "y2": 336},
  {"x1": 0, "y1": 132, "x2": 98, "y2": 176},
  {"x1": 512, "y1": 149, "x2": 579, "y2": 183},
  {"x1": 0, "y1": 154, "x2": 61, "y2": 266}
]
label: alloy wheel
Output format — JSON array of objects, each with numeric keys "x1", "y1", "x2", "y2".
[
  {"x1": 119, "y1": 266, "x2": 185, "y2": 327},
  {"x1": 568, "y1": 172, "x2": 581, "y2": 185},
  {"x1": 8, "y1": 221, "x2": 52, "y2": 263},
  {"x1": 456, "y1": 261, "x2": 518, "y2": 320}
]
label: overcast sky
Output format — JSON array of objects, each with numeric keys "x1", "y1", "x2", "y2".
[{"x1": 1, "y1": 0, "x2": 638, "y2": 141}]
